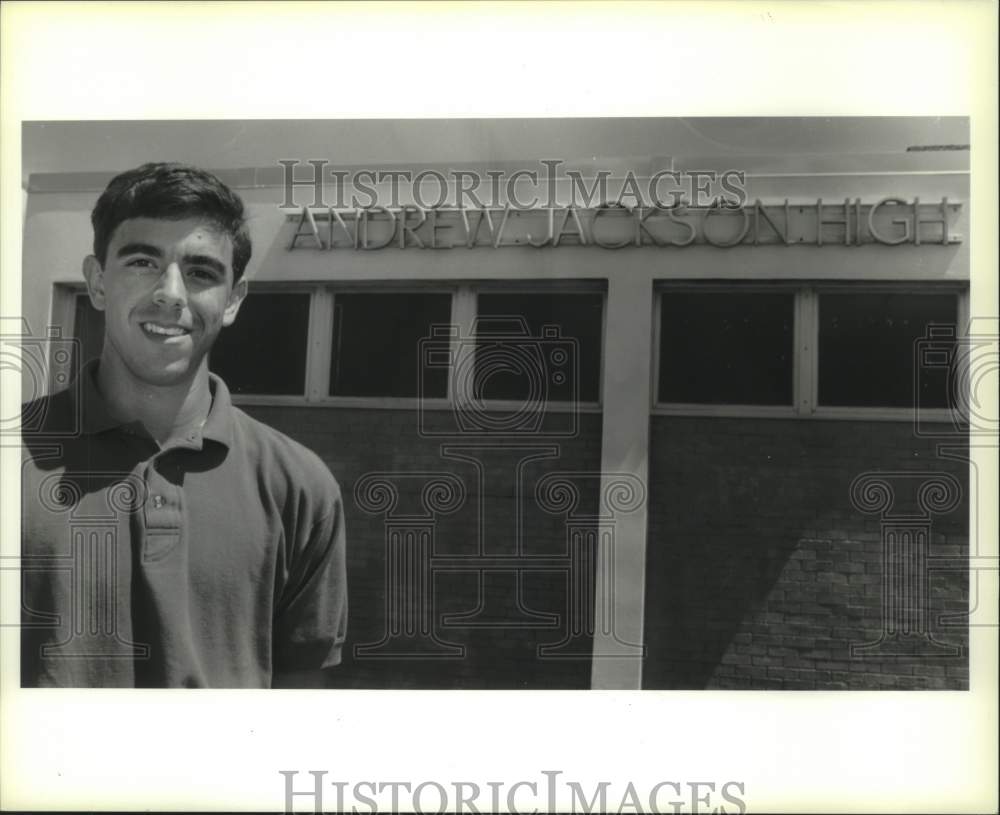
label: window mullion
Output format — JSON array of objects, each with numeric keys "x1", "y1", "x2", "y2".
[
  {"x1": 54, "y1": 287, "x2": 86, "y2": 395},
  {"x1": 307, "y1": 287, "x2": 334, "y2": 401},
  {"x1": 650, "y1": 290, "x2": 662, "y2": 409},
  {"x1": 957, "y1": 288, "x2": 970, "y2": 338},
  {"x1": 795, "y1": 287, "x2": 818, "y2": 415},
  {"x1": 450, "y1": 286, "x2": 477, "y2": 406}
]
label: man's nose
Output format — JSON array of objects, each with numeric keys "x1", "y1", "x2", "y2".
[{"x1": 152, "y1": 262, "x2": 187, "y2": 309}]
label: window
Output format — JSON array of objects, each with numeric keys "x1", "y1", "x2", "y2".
[
  {"x1": 330, "y1": 292, "x2": 452, "y2": 398},
  {"x1": 211, "y1": 292, "x2": 311, "y2": 395},
  {"x1": 818, "y1": 292, "x2": 957, "y2": 409},
  {"x1": 658, "y1": 291, "x2": 793, "y2": 406},
  {"x1": 57, "y1": 284, "x2": 605, "y2": 407},
  {"x1": 654, "y1": 283, "x2": 966, "y2": 418},
  {"x1": 62, "y1": 289, "x2": 312, "y2": 397},
  {"x1": 325, "y1": 287, "x2": 603, "y2": 405},
  {"x1": 59, "y1": 281, "x2": 966, "y2": 419},
  {"x1": 70, "y1": 293, "x2": 104, "y2": 373},
  {"x1": 474, "y1": 292, "x2": 604, "y2": 403}
]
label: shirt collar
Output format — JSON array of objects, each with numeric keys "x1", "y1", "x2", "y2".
[
  {"x1": 78, "y1": 360, "x2": 125, "y2": 435},
  {"x1": 76, "y1": 360, "x2": 235, "y2": 449},
  {"x1": 202, "y1": 371, "x2": 235, "y2": 449}
]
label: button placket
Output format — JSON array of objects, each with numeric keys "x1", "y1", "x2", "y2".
[{"x1": 141, "y1": 456, "x2": 184, "y2": 563}]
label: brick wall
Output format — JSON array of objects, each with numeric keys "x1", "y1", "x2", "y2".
[
  {"x1": 644, "y1": 417, "x2": 969, "y2": 690},
  {"x1": 243, "y1": 405, "x2": 969, "y2": 690},
  {"x1": 243, "y1": 405, "x2": 604, "y2": 689}
]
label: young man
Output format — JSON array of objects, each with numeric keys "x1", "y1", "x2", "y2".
[{"x1": 21, "y1": 163, "x2": 347, "y2": 688}]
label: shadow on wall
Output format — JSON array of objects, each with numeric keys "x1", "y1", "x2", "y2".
[
  {"x1": 643, "y1": 461, "x2": 804, "y2": 688},
  {"x1": 643, "y1": 417, "x2": 969, "y2": 690}
]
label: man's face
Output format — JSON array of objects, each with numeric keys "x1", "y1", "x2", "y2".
[{"x1": 84, "y1": 217, "x2": 246, "y2": 387}]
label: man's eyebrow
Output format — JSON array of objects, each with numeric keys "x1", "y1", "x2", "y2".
[
  {"x1": 114, "y1": 244, "x2": 227, "y2": 275},
  {"x1": 116, "y1": 242, "x2": 163, "y2": 258},
  {"x1": 184, "y1": 254, "x2": 227, "y2": 274}
]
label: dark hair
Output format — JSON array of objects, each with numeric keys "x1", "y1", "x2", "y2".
[{"x1": 91, "y1": 162, "x2": 252, "y2": 282}]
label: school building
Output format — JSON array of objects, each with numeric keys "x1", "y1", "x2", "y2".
[{"x1": 20, "y1": 120, "x2": 972, "y2": 689}]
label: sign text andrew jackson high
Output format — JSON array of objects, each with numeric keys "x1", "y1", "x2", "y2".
[{"x1": 285, "y1": 199, "x2": 961, "y2": 250}]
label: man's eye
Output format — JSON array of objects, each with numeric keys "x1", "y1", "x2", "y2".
[
  {"x1": 126, "y1": 258, "x2": 156, "y2": 269},
  {"x1": 187, "y1": 268, "x2": 216, "y2": 281}
]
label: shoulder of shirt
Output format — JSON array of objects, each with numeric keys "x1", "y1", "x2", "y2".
[
  {"x1": 228, "y1": 405, "x2": 343, "y2": 504},
  {"x1": 20, "y1": 386, "x2": 75, "y2": 436}
]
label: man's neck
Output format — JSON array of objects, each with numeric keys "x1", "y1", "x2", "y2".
[{"x1": 95, "y1": 353, "x2": 213, "y2": 448}]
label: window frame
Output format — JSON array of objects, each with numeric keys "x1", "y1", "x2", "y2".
[
  {"x1": 51, "y1": 284, "x2": 92, "y2": 394},
  {"x1": 213, "y1": 283, "x2": 318, "y2": 404},
  {"x1": 58, "y1": 277, "x2": 966, "y2": 422},
  {"x1": 652, "y1": 281, "x2": 801, "y2": 418},
  {"x1": 315, "y1": 280, "x2": 605, "y2": 412},
  {"x1": 316, "y1": 282, "x2": 458, "y2": 409},
  {"x1": 467, "y1": 281, "x2": 607, "y2": 414},
  {"x1": 808, "y1": 281, "x2": 969, "y2": 421},
  {"x1": 55, "y1": 278, "x2": 604, "y2": 411},
  {"x1": 652, "y1": 280, "x2": 970, "y2": 421}
]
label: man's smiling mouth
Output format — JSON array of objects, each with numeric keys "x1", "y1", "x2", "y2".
[{"x1": 141, "y1": 321, "x2": 191, "y2": 338}]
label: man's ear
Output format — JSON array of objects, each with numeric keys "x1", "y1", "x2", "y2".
[
  {"x1": 82, "y1": 256, "x2": 106, "y2": 311},
  {"x1": 222, "y1": 278, "x2": 248, "y2": 327}
]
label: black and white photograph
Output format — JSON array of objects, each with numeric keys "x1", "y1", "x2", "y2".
[
  {"x1": 1, "y1": 3, "x2": 996, "y2": 814},
  {"x1": 15, "y1": 116, "x2": 975, "y2": 692}
]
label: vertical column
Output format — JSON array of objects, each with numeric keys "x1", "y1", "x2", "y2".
[
  {"x1": 850, "y1": 472, "x2": 963, "y2": 657},
  {"x1": 440, "y1": 445, "x2": 560, "y2": 629},
  {"x1": 884, "y1": 525, "x2": 929, "y2": 637},
  {"x1": 353, "y1": 473, "x2": 465, "y2": 658},
  {"x1": 536, "y1": 472, "x2": 646, "y2": 659},
  {"x1": 38, "y1": 474, "x2": 148, "y2": 659},
  {"x1": 591, "y1": 274, "x2": 653, "y2": 688},
  {"x1": 42, "y1": 525, "x2": 144, "y2": 658},
  {"x1": 389, "y1": 523, "x2": 431, "y2": 639},
  {"x1": 539, "y1": 520, "x2": 610, "y2": 657}
]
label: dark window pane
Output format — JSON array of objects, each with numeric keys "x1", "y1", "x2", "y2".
[
  {"x1": 819, "y1": 292, "x2": 958, "y2": 408},
  {"x1": 658, "y1": 291, "x2": 793, "y2": 405},
  {"x1": 71, "y1": 293, "x2": 105, "y2": 374},
  {"x1": 474, "y1": 293, "x2": 603, "y2": 403},
  {"x1": 211, "y1": 292, "x2": 310, "y2": 395},
  {"x1": 330, "y1": 292, "x2": 452, "y2": 398}
]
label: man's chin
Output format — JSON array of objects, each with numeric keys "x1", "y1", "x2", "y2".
[{"x1": 128, "y1": 358, "x2": 202, "y2": 388}]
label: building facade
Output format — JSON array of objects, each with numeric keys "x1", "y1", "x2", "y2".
[{"x1": 21, "y1": 141, "x2": 971, "y2": 689}]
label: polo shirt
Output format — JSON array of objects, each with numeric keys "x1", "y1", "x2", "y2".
[{"x1": 20, "y1": 362, "x2": 347, "y2": 688}]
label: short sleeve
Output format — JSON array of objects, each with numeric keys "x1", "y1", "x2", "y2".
[{"x1": 272, "y1": 484, "x2": 348, "y2": 675}]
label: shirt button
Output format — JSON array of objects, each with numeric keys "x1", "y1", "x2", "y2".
[{"x1": 152, "y1": 495, "x2": 164, "y2": 509}]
